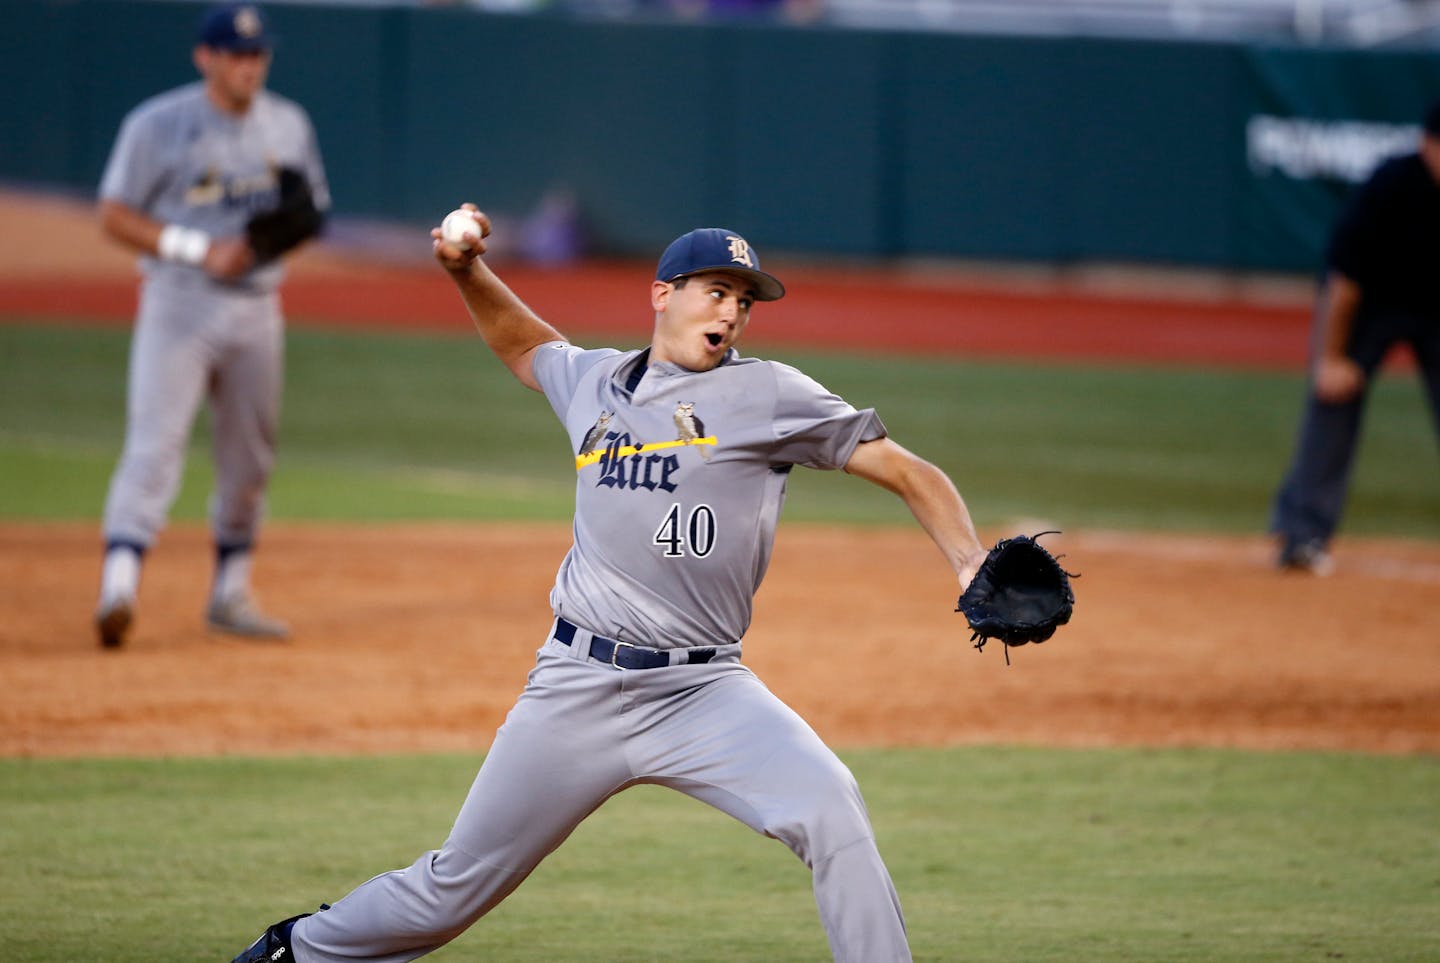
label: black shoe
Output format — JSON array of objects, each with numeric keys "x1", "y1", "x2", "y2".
[
  {"x1": 95, "y1": 597, "x2": 134, "y2": 649},
  {"x1": 231, "y1": 907, "x2": 325, "y2": 963},
  {"x1": 1277, "y1": 538, "x2": 1334, "y2": 576}
]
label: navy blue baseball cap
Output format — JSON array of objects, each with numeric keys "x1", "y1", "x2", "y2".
[
  {"x1": 656, "y1": 228, "x2": 785, "y2": 302},
  {"x1": 198, "y1": 3, "x2": 273, "y2": 52}
]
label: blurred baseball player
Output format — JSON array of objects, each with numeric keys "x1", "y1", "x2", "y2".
[
  {"x1": 93, "y1": 2, "x2": 329, "y2": 648},
  {"x1": 232, "y1": 211, "x2": 986, "y2": 963}
]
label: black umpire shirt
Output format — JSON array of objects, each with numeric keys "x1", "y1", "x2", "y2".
[{"x1": 1325, "y1": 152, "x2": 1440, "y2": 318}]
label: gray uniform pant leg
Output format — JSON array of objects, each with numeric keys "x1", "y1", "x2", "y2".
[
  {"x1": 292, "y1": 650, "x2": 637, "y2": 962},
  {"x1": 207, "y1": 291, "x2": 283, "y2": 546},
  {"x1": 292, "y1": 642, "x2": 908, "y2": 963},
  {"x1": 102, "y1": 283, "x2": 216, "y2": 545},
  {"x1": 101, "y1": 281, "x2": 281, "y2": 547},
  {"x1": 624, "y1": 665, "x2": 910, "y2": 963}
]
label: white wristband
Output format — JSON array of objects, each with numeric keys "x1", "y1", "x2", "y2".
[{"x1": 157, "y1": 224, "x2": 211, "y2": 266}]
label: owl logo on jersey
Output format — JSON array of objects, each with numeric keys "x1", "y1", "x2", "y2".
[
  {"x1": 674, "y1": 402, "x2": 711, "y2": 462},
  {"x1": 579, "y1": 411, "x2": 613, "y2": 457},
  {"x1": 574, "y1": 406, "x2": 715, "y2": 487},
  {"x1": 184, "y1": 168, "x2": 226, "y2": 206},
  {"x1": 183, "y1": 164, "x2": 279, "y2": 212}
]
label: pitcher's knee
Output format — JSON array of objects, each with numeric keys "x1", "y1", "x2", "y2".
[{"x1": 767, "y1": 763, "x2": 875, "y2": 865}]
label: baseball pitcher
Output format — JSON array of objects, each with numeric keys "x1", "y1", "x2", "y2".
[{"x1": 232, "y1": 212, "x2": 987, "y2": 963}]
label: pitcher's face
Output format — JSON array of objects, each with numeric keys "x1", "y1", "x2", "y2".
[{"x1": 650, "y1": 272, "x2": 755, "y2": 372}]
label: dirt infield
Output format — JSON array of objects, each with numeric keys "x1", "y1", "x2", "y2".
[
  {"x1": 3, "y1": 524, "x2": 1438, "y2": 758},
  {"x1": 3, "y1": 188, "x2": 1437, "y2": 759}
]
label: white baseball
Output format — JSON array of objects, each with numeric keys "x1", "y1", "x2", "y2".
[{"x1": 441, "y1": 209, "x2": 481, "y2": 251}]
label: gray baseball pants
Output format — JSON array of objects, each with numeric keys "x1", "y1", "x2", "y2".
[
  {"x1": 292, "y1": 621, "x2": 911, "y2": 962},
  {"x1": 102, "y1": 277, "x2": 282, "y2": 548}
]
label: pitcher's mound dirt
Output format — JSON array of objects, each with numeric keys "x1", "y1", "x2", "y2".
[
  {"x1": 3, "y1": 523, "x2": 1437, "y2": 758},
  {"x1": 3, "y1": 190, "x2": 1434, "y2": 758}
]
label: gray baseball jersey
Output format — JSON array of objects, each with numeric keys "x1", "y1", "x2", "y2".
[
  {"x1": 541, "y1": 343, "x2": 885, "y2": 647},
  {"x1": 98, "y1": 81, "x2": 327, "y2": 550},
  {"x1": 287, "y1": 345, "x2": 913, "y2": 962},
  {"x1": 100, "y1": 81, "x2": 329, "y2": 292}
]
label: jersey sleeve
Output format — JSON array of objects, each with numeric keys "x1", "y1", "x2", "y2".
[
  {"x1": 296, "y1": 108, "x2": 331, "y2": 214},
  {"x1": 532, "y1": 341, "x2": 622, "y2": 421},
  {"x1": 98, "y1": 105, "x2": 166, "y2": 210},
  {"x1": 767, "y1": 361, "x2": 887, "y2": 470}
]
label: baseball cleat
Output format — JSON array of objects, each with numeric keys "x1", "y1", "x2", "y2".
[
  {"x1": 95, "y1": 598, "x2": 135, "y2": 649},
  {"x1": 231, "y1": 909, "x2": 319, "y2": 963},
  {"x1": 206, "y1": 595, "x2": 291, "y2": 640},
  {"x1": 231, "y1": 926, "x2": 290, "y2": 963}
]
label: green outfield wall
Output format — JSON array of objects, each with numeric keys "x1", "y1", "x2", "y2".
[{"x1": 5, "y1": 0, "x2": 1437, "y2": 271}]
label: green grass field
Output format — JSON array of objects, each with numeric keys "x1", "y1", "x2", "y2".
[
  {"x1": 2, "y1": 749, "x2": 1437, "y2": 962},
  {"x1": 3, "y1": 321, "x2": 1437, "y2": 535},
  {"x1": 3, "y1": 319, "x2": 1438, "y2": 961}
]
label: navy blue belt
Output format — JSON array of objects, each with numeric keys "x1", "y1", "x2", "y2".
[{"x1": 553, "y1": 617, "x2": 717, "y2": 670}]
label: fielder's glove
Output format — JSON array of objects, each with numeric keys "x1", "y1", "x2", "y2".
[
  {"x1": 246, "y1": 166, "x2": 324, "y2": 263},
  {"x1": 956, "y1": 531, "x2": 1076, "y2": 663}
]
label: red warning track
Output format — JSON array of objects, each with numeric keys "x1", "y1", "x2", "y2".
[{"x1": 0, "y1": 259, "x2": 1316, "y2": 369}]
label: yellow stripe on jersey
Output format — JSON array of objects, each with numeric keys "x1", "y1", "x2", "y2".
[{"x1": 575, "y1": 437, "x2": 717, "y2": 470}]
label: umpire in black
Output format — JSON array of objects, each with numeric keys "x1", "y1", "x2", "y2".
[{"x1": 1271, "y1": 99, "x2": 1440, "y2": 574}]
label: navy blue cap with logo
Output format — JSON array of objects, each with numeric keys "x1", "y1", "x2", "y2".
[
  {"x1": 198, "y1": 3, "x2": 273, "y2": 52},
  {"x1": 656, "y1": 228, "x2": 786, "y2": 302}
]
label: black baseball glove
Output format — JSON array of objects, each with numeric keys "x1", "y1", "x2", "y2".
[
  {"x1": 246, "y1": 166, "x2": 324, "y2": 264},
  {"x1": 956, "y1": 531, "x2": 1076, "y2": 663}
]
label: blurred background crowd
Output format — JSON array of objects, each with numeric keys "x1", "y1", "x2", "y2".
[{"x1": 388, "y1": 0, "x2": 1439, "y2": 47}]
